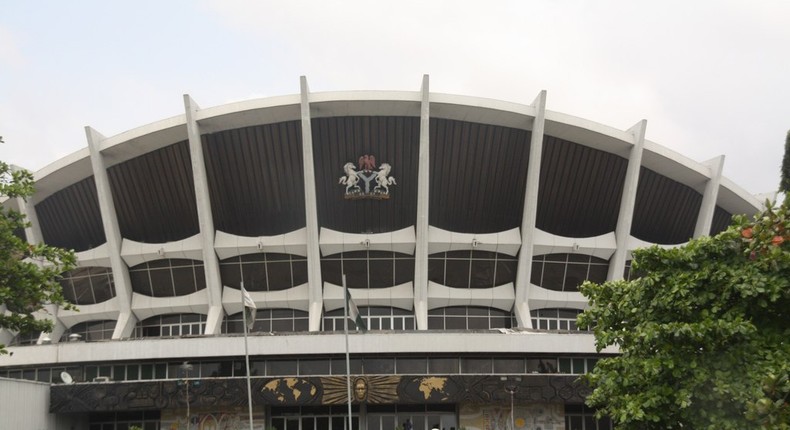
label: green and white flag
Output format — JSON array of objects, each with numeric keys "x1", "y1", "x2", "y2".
[
  {"x1": 345, "y1": 288, "x2": 367, "y2": 332},
  {"x1": 241, "y1": 285, "x2": 257, "y2": 331}
]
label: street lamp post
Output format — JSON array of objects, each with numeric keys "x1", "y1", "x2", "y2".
[
  {"x1": 180, "y1": 362, "x2": 194, "y2": 428},
  {"x1": 501, "y1": 376, "x2": 521, "y2": 430}
]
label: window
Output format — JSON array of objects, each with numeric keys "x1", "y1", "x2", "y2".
[
  {"x1": 530, "y1": 308, "x2": 588, "y2": 331},
  {"x1": 223, "y1": 309, "x2": 309, "y2": 333},
  {"x1": 428, "y1": 250, "x2": 517, "y2": 289},
  {"x1": 428, "y1": 306, "x2": 516, "y2": 330},
  {"x1": 61, "y1": 320, "x2": 115, "y2": 342},
  {"x1": 220, "y1": 253, "x2": 308, "y2": 292},
  {"x1": 321, "y1": 251, "x2": 414, "y2": 289},
  {"x1": 60, "y1": 266, "x2": 115, "y2": 305},
  {"x1": 129, "y1": 259, "x2": 206, "y2": 297},
  {"x1": 133, "y1": 314, "x2": 206, "y2": 338},
  {"x1": 322, "y1": 307, "x2": 414, "y2": 332},
  {"x1": 531, "y1": 253, "x2": 608, "y2": 292},
  {"x1": 565, "y1": 404, "x2": 613, "y2": 430}
]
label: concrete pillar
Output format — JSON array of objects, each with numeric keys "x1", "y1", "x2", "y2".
[
  {"x1": 299, "y1": 76, "x2": 324, "y2": 331},
  {"x1": 86, "y1": 127, "x2": 138, "y2": 339},
  {"x1": 607, "y1": 120, "x2": 647, "y2": 281},
  {"x1": 514, "y1": 90, "x2": 547, "y2": 329},
  {"x1": 693, "y1": 155, "x2": 725, "y2": 238},
  {"x1": 184, "y1": 95, "x2": 225, "y2": 335},
  {"x1": 413, "y1": 75, "x2": 431, "y2": 330}
]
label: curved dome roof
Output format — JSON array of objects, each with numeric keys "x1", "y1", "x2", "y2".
[{"x1": 26, "y1": 89, "x2": 759, "y2": 251}]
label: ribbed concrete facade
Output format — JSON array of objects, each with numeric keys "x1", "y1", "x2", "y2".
[{"x1": 0, "y1": 77, "x2": 761, "y2": 430}]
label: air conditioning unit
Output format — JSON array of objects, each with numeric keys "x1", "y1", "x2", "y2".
[{"x1": 93, "y1": 376, "x2": 111, "y2": 383}]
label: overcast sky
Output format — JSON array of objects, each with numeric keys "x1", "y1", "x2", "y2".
[{"x1": 1, "y1": 1, "x2": 788, "y2": 196}]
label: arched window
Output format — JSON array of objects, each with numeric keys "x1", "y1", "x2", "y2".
[
  {"x1": 530, "y1": 308, "x2": 588, "y2": 331},
  {"x1": 59, "y1": 267, "x2": 115, "y2": 305},
  {"x1": 322, "y1": 307, "x2": 415, "y2": 331},
  {"x1": 531, "y1": 253, "x2": 608, "y2": 292},
  {"x1": 321, "y1": 251, "x2": 415, "y2": 289},
  {"x1": 128, "y1": 259, "x2": 206, "y2": 297},
  {"x1": 223, "y1": 309, "x2": 309, "y2": 333},
  {"x1": 428, "y1": 306, "x2": 516, "y2": 330},
  {"x1": 428, "y1": 250, "x2": 517, "y2": 289},
  {"x1": 61, "y1": 320, "x2": 115, "y2": 342},
  {"x1": 132, "y1": 313, "x2": 206, "y2": 338},
  {"x1": 219, "y1": 253, "x2": 307, "y2": 291}
]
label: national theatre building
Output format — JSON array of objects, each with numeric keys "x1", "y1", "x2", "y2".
[{"x1": 0, "y1": 76, "x2": 761, "y2": 430}]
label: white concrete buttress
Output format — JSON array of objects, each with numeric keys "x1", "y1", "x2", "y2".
[
  {"x1": 607, "y1": 120, "x2": 647, "y2": 281},
  {"x1": 514, "y1": 90, "x2": 547, "y2": 328},
  {"x1": 413, "y1": 75, "x2": 431, "y2": 330},
  {"x1": 300, "y1": 76, "x2": 324, "y2": 331},
  {"x1": 184, "y1": 95, "x2": 225, "y2": 335},
  {"x1": 86, "y1": 127, "x2": 138, "y2": 339},
  {"x1": 693, "y1": 155, "x2": 725, "y2": 238}
]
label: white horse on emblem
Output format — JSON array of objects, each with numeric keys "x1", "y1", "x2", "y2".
[
  {"x1": 338, "y1": 162, "x2": 361, "y2": 193},
  {"x1": 373, "y1": 163, "x2": 397, "y2": 194}
]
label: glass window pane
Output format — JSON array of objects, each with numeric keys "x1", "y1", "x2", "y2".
[
  {"x1": 541, "y1": 262, "x2": 565, "y2": 291},
  {"x1": 266, "y1": 262, "x2": 293, "y2": 291},
  {"x1": 397, "y1": 358, "x2": 426, "y2": 374},
  {"x1": 461, "y1": 358, "x2": 491, "y2": 374},
  {"x1": 428, "y1": 358, "x2": 458, "y2": 374},
  {"x1": 493, "y1": 358, "x2": 524, "y2": 374},
  {"x1": 268, "y1": 360, "x2": 298, "y2": 376},
  {"x1": 364, "y1": 358, "x2": 395, "y2": 374},
  {"x1": 300, "y1": 359, "x2": 331, "y2": 376},
  {"x1": 444, "y1": 259, "x2": 471, "y2": 288}
]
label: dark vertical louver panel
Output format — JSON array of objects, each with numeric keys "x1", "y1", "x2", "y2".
[
  {"x1": 313, "y1": 116, "x2": 419, "y2": 233},
  {"x1": 107, "y1": 141, "x2": 199, "y2": 243},
  {"x1": 631, "y1": 167, "x2": 702, "y2": 244},
  {"x1": 710, "y1": 206, "x2": 733, "y2": 235},
  {"x1": 203, "y1": 121, "x2": 305, "y2": 236},
  {"x1": 429, "y1": 118, "x2": 531, "y2": 233},
  {"x1": 36, "y1": 176, "x2": 105, "y2": 251},
  {"x1": 537, "y1": 136, "x2": 628, "y2": 237}
]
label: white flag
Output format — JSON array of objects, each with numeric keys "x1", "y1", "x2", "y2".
[{"x1": 241, "y1": 286, "x2": 257, "y2": 331}]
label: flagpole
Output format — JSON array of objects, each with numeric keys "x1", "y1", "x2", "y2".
[
  {"x1": 343, "y1": 274, "x2": 353, "y2": 430},
  {"x1": 242, "y1": 282, "x2": 255, "y2": 430}
]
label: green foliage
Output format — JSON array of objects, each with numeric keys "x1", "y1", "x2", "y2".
[
  {"x1": 0, "y1": 159, "x2": 76, "y2": 354},
  {"x1": 579, "y1": 200, "x2": 790, "y2": 429}
]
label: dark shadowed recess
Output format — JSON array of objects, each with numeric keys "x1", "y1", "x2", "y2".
[
  {"x1": 537, "y1": 136, "x2": 628, "y2": 238},
  {"x1": 313, "y1": 116, "x2": 420, "y2": 234},
  {"x1": 203, "y1": 121, "x2": 306, "y2": 237},
  {"x1": 710, "y1": 206, "x2": 733, "y2": 235},
  {"x1": 430, "y1": 118, "x2": 531, "y2": 234},
  {"x1": 107, "y1": 141, "x2": 199, "y2": 243},
  {"x1": 36, "y1": 175, "x2": 105, "y2": 251},
  {"x1": 631, "y1": 167, "x2": 702, "y2": 244}
]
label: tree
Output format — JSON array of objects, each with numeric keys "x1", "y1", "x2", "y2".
[
  {"x1": 0, "y1": 139, "x2": 76, "y2": 354},
  {"x1": 578, "y1": 200, "x2": 790, "y2": 429}
]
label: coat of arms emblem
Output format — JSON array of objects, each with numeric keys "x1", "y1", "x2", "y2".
[{"x1": 338, "y1": 154, "x2": 396, "y2": 200}]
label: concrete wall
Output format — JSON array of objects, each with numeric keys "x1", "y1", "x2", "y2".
[{"x1": 0, "y1": 377, "x2": 88, "y2": 430}]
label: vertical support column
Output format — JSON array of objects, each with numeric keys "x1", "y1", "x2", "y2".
[
  {"x1": 693, "y1": 155, "x2": 725, "y2": 238},
  {"x1": 413, "y1": 75, "x2": 431, "y2": 330},
  {"x1": 300, "y1": 76, "x2": 324, "y2": 331},
  {"x1": 184, "y1": 95, "x2": 224, "y2": 335},
  {"x1": 513, "y1": 90, "x2": 547, "y2": 329},
  {"x1": 86, "y1": 127, "x2": 138, "y2": 339},
  {"x1": 607, "y1": 120, "x2": 647, "y2": 281}
]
